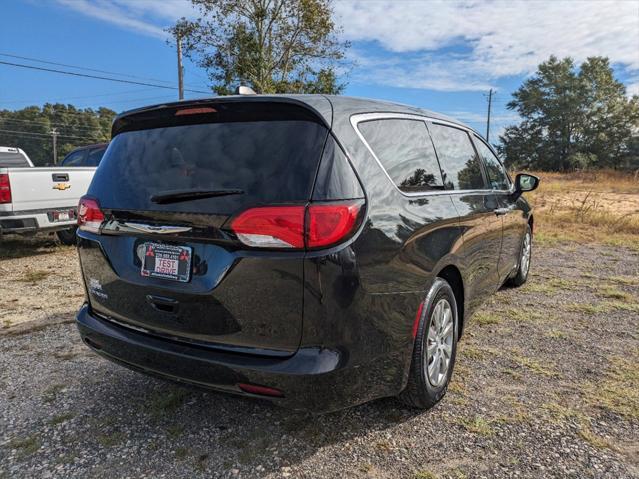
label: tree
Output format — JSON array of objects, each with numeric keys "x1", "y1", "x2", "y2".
[
  {"x1": 0, "y1": 104, "x2": 115, "y2": 166},
  {"x1": 170, "y1": 0, "x2": 349, "y2": 95},
  {"x1": 499, "y1": 56, "x2": 639, "y2": 171}
]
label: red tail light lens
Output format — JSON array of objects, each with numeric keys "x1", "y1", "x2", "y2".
[
  {"x1": 0, "y1": 174, "x2": 11, "y2": 204},
  {"x1": 230, "y1": 206, "x2": 305, "y2": 248},
  {"x1": 307, "y1": 202, "x2": 362, "y2": 248},
  {"x1": 77, "y1": 196, "x2": 105, "y2": 233},
  {"x1": 230, "y1": 200, "x2": 363, "y2": 249}
]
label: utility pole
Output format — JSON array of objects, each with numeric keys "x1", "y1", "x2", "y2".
[
  {"x1": 50, "y1": 128, "x2": 59, "y2": 164},
  {"x1": 176, "y1": 31, "x2": 184, "y2": 100},
  {"x1": 485, "y1": 88, "x2": 494, "y2": 142}
]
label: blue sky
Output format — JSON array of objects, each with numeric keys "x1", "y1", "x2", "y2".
[{"x1": 1, "y1": 0, "x2": 638, "y2": 143}]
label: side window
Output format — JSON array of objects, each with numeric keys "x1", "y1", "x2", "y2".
[
  {"x1": 87, "y1": 147, "x2": 107, "y2": 166},
  {"x1": 358, "y1": 119, "x2": 444, "y2": 192},
  {"x1": 428, "y1": 124, "x2": 485, "y2": 190},
  {"x1": 61, "y1": 149, "x2": 85, "y2": 167},
  {"x1": 473, "y1": 136, "x2": 510, "y2": 190}
]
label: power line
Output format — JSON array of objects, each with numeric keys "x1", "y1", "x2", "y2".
[
  {"x1": 0, "y1": 61, "x2": 210, "y2": 95},
  {"x1": 0, "y1": 87, "x2": 162, "y2": 105},
  {"x1": 0, "y1": 52, "x2": 208, "y2": 90}
]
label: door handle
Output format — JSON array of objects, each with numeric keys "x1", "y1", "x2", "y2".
[
  {"x1": 494, "y1": 208, "x2": 510, "y2": 216},
  {"x1": 146, "y1": 294, "x2": 179, "y2": 314},
  {"x1": 52, "y1": 173, "x2": 69, "y2": 182}
]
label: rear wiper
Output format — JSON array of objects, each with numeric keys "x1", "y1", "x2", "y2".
[{"x1": 150, "y1": 188, "x2": 244, "y2": 204}]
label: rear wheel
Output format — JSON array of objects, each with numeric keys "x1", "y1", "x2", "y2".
[
  {"x1": 56, "y1": 227, "x2": 77, "y2": 246},
  {"x1": 400, "y1": 278, "x2": 458, "y2": 409},
  {"x1": 507, "y1": 224, "x2": 532, "y2": 287}
]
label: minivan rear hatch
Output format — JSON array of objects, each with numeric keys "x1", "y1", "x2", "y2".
[{"x1": 79, "y1": 99, "x2": 330, "y2": 355}]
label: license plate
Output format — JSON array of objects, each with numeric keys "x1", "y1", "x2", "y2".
[
  {"x1": 57, "y1": 212, "x2": 70, "y2": 221},
  {"x1": 141, "y1": 243, "x2": 192, "y2": 282}
]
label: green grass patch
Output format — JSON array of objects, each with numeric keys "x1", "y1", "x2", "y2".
[
  {"x1": 585, "y1": 355, "x2": 639, "y2": 419},
  {"x1": 148, "y1": 387, "x2": 189, "y2": 418},
  {"x1": 49, "y1": 412, "x2": 75, "y2": 426},
  {"x1": 414, "y1": 471, "x2": 438, "y2": 479},
  {"x1": 42, "y1": 384, "x2": 65, "y2": 404},
  {"x1": 565, "y1": 302, "x2": 610, "y2": 315},
  {"x1": 598, "y1": 286, "x2": 635, "y2": 302},
  {"x1": 9, "y1": 435, "x2": 41, "y2": 459},
  {"x1": 473, "y1": 311, "x2": 501, "y2": 326},
  {"x1": 97, "y1": 431, "x2": 125, "y2": 447},
  {"x1": 18, "y1": 270, "x2": 50, "y2": 283},
  {"x1": 459, "y1": 415, "x2": 493, "y2": 436}
]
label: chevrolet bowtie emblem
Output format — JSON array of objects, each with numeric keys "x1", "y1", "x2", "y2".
[{"x1": 53, "y1": 183, "x2": 71, "y2": 191}]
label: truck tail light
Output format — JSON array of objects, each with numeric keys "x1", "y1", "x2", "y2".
[
  {"x1": 77, "y1": 196, "x2": 105, "y2": 233},
  {"x1": 0, "y1": 174, "x2": 11, "y2": 204},
  {"x1": 230, "y1": 200, "x2": 364, "y2": 250}
]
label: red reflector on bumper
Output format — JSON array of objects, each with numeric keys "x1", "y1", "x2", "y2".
[{"x1": 238, "y1": 383, "x2": 284, "y2": 397}]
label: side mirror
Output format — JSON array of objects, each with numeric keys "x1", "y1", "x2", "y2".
[{"x1": 514, "y1": 173, "x2": 539, "y2": 199}]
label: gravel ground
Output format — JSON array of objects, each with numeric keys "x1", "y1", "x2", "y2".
[{"x1": 1, "y1": 238, "x2": 638, "y2": 478}]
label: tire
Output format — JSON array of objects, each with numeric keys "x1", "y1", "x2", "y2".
[
  {"x1": 400, "y1": 277, "x2": 458, "y2": 410},
  {"x1": 506, "y1": 224, "x2": 532, "y2": 287},
  {"x1": 56, "y1": 227, "x2": 78, "y2": 246}
]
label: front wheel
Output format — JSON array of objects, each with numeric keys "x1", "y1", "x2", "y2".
[
  {"x1": 507, "y1": 224, "x2": 532, "y2": 287},
  {"x1": 400, "y1": 278, "x2": 458, "y2": 409},
  {"x1": 56, "y1": 227, "x2": 78, "y2": 246}
]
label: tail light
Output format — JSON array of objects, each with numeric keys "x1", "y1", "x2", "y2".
[
  {"x1": 0, "y1": 174, "x2": 11, "y2": 204},
  {"x1": 230, "y1": 200, "x2": 364, "y2": 249},
  {"x1": 77, "y1": 196, "x2": 105, "y2": 233}
]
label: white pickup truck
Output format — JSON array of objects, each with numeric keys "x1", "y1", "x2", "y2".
[{"x1": 0, "y1": 147, "x2": 96, "y2": 244}]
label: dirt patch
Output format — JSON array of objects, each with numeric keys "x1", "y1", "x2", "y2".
[{"x1": 0, "y1": 236, "x2": 84, "y2": 330}]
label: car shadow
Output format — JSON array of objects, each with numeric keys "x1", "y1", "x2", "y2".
[{"x1": 0, "y1": 234, "x2": 69, "y2": 260}]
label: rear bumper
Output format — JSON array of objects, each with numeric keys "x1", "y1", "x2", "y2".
[
  {"x1": 76, "y1": 304, "x2": 396, "y2": 412},
  {"x1": 0, "y1": 209, "x2": 76, "y2": 235}
]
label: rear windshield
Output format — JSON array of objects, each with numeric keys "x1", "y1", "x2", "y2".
[
  {"x1": 90, "y1": 119, "x2": 327, "y2": 215},
  {"x1": 0, "y1": 151, "x2": 30, "y2": 167}
]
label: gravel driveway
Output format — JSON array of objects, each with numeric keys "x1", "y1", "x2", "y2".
[{"x1": 1, "y1": 239, "x2": 638, "y2": 478}]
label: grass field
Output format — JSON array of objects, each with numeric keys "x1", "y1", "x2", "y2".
[{"x1": 523, "y1": 169, "x2": 639, "y2": 250}]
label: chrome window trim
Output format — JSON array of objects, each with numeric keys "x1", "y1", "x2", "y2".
[{"x1": 351, "y1": 112, "x2": 514, "y2": 197}]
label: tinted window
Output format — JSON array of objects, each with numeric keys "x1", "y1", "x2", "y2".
[
  {"x1": 358, "y1": 119, "x2": 443, "y2": 192},
  {"x1": 473, "y1": 136, "x2": 510, "y2": 190},
  {"x1": 90, "y1": 120, "x2": 327, "y2": 214},
  {"x1": 87, "y1": 146, "x2": 107, "y2": 166},
  {"x1": 0, "y1": 151, "x2": 30, "y2": 167},
  {"x1": 428, "y1": 124, "x2": 485, "y2": 190},
  {"x1": 61, "y1": 149, "x2": 86, "y2": 166}
]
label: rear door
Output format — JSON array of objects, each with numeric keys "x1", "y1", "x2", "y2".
[
  {"x1": 79, "y1": 101, "x2": 330, "y2": 355},
  {"x1": 473, "y1": 135, "x2": 522, "y2": 280},
  {"x1": 428, "y1": 122, "x2": 503, "y2": 311}
]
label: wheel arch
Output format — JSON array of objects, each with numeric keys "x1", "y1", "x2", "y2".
[{"x1": 436, "y1": 264, "x2": 465, "y2": 338}]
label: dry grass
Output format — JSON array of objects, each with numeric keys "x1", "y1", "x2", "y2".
[{"x1": 521, "y1": 170, "x2": 639, "y2": 248}]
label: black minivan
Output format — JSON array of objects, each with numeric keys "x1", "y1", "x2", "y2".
[{"x1": 75, "y1": 95, "x2": 538, "y2": 412}]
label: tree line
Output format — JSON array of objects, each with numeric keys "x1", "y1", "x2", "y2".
[{"x1": 0, "y1": 104, "x2": 115, "y2": 166}]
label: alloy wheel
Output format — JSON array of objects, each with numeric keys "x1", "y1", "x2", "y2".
[{"x1": 425, "y1": 298, "x2": 454, "y2": 387}]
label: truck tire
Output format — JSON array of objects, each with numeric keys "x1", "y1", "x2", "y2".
[{"x1": 56, "y1": 227, "x2": 77, "y2": 246}]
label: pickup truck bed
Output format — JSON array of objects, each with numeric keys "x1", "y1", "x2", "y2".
[{"x1": 0, "y1": 166, "x2": 96, "y2": 236}]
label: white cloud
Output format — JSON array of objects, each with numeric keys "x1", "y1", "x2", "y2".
[
  {"x1": 55, "y1": 0, "x2": 195, "y2": 39},
  {"x1": 55, "y1": 0, "x2": 639, "y2": 92},
  {"x1": 336, "y1": 0, "x2": 639, "y2": 91}
]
